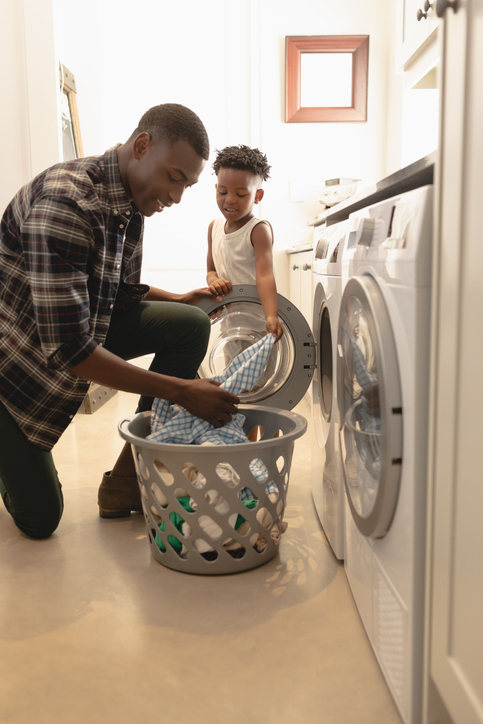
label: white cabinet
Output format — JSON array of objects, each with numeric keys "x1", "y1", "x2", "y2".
[
  {"x1": 288, "y1": 249, "x2": 313, "y2": 331},
  {"x1": 396, "y1": 0, "x2": 440, "y2": 70},
  {"x1": 427, "y1": 2, "x2": 483, "y2": 723}
]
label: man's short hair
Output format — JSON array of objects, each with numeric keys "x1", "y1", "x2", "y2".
[{"x1": 134, "y1": 103, "x2": 210, "y2": 160}]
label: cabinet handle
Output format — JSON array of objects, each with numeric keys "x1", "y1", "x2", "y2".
[
  {"x1": 424, "y1": 0, "x2": 432, "y2": 10},
  {"x1": 417, "y1": 7, "x2": 428, "y2": 20},
  {"x1": 436, "y1": 0, "x2": 459, "y2": 17},
  {"x1": 292, "y1": 264, "x2": 299, "y2": 271},
  {"x1": 302, "y1": 263, "x2": 312, "y2": 271}
]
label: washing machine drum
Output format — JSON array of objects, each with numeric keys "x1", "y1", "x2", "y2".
[{"x1": 197, "y1": 285, "x2": 313, "y2": 410}]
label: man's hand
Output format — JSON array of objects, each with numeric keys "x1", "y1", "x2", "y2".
[
  {"x1": 182, "y1": 287, "x2": 224, "y2": 305},
  {"x1": 176, "y1": 378, "x2": 239, "y2": 428}
]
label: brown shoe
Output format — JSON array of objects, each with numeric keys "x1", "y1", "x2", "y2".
[{"x1": 98, "y1": 471, "x2": 143, "y2": 518}]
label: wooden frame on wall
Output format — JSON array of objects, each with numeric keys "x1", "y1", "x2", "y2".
[
  {"x1": 59, "y1": 62, "x2": 83, "y2": 160},
  {"x1": 285, "y1": 35, "x2": 369, "y2": 123}
]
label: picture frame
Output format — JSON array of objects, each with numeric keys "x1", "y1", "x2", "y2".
[
  {"x1": 59, "y1": 63, "x2": 83, "y2": 160},
  {"x1": 285, "y1": 35, "x2": 369, "y2": 123}
]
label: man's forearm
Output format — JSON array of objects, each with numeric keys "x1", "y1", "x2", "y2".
[{"x1": 68, "y1": 345, "x2": 185, "y2": 401}]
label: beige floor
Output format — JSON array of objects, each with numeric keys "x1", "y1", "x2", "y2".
[{"x1": 0, "y1": 379, "x2": 402, "y2": 724}]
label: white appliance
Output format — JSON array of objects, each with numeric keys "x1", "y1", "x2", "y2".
[
  {"x1": 311, "y1": 219, "x2": 350, "y2": 560},
  {"x1": 197, "y1": 285, "x2": 313, "y2": 410},
  {"x1": 337, "y1": 185, "x2": 433, "y2": 724}
]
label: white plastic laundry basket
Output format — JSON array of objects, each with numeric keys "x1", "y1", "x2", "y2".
[{"x1": 119, "y1": 405, "x2": 307, "y2": 575}]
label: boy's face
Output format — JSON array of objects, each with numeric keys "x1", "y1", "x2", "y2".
[
  {"x1": 124, "y1": 134, "x2": 206, "y2": 217},
  {"x1": 215, "y1": 168, "x2": 264, "y2": 225}
]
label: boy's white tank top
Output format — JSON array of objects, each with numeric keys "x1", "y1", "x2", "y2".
[{"x1": 211, "y1": 216, "x2": 264, "y2": 284}]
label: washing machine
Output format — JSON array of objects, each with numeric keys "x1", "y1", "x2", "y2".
[
  {"x1": 197, "y1": 285, "x2": 313, "y2": 410},
  {"x1": 337, "y1": 185, "x2": 433, "y2": 724},
  {"x1": 311, "y1": 219, "x2": 350, "y2": 560}
]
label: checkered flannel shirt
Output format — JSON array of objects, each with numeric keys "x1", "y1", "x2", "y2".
[{"x1": 0, "y1": 146, "x2": 148, "y2": 450}]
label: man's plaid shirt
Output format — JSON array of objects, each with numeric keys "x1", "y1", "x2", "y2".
[{"x1": 0, "y1": 146, "x2": 148, "y2": 450}]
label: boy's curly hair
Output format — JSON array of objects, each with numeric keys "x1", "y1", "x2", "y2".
[{"x1": 212, "y1": 145, "x2": 271, "y2": 181}]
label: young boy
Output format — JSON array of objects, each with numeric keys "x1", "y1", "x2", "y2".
[{"x1": 206, "y1": 145, "x2": 283, "y2": 340}]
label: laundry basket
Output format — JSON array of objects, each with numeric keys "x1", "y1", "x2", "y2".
[{"x1": 119, "y1": 405, "x2": 307, "y2": 575}]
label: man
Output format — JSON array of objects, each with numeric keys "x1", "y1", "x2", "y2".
[{"x1": 0, "y1": 103, "x2": 239, "y2": 539}]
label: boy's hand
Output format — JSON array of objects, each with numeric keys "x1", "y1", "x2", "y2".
[
  {"x1": 266, "y1": 316, "x2": 283, "y2": 341},
  {"x1": 209, "y1": 278, "x2": 232, "y2": 297}
]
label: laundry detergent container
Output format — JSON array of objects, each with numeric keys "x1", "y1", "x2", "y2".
[{"x1": 119, "y1": 286, "x2": 312, "y2": 575}]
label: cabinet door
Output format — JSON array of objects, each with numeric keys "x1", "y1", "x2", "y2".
[
  {"x1": 289, "y1": 251, "x2": 313, "y2": 330},
  {"x1": 289, "y1": 254, "x2": 302, "y2": 311},
  {"x1": 428, "y1": 1, "x2": 483, "y2": 723},
  {"x1": 299, "y1": 251, "x2": 313, "y2": 332},
  {"x1": 396, "y1": 0, "x2": 439, "y2": 70}
]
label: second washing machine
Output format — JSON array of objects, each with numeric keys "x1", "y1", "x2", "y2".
[{"x1": 311, "y1": 218, "x2": 350, "y2": 560}]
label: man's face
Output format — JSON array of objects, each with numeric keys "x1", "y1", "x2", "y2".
[{"x1": 125, "y1": 134, "x2": 206, "y2": 217}]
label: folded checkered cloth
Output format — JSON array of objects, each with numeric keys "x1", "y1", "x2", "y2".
[{"x1": 148, "y1": 334, "x2": 276, "y2": 445}]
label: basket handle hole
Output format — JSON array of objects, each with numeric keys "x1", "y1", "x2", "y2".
[{"x1": 247, "y1": 424, "x2": 265, "y2": 441}]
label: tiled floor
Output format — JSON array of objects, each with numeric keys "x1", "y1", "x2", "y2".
[{"x1": 0, "y1": 375, "x2": 402, "y2": 723}]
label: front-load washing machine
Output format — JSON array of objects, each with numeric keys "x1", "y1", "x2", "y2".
[
  {"x1": 197, "y1": 285, "x2": 313, "y2": 411},
  {"x1": 311, "y1": 219, "x2": 350, "y2": 560},
  {"x1": 337, "y1": 185, "x2": 433, "y2": 724}
]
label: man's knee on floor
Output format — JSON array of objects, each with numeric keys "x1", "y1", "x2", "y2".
[{"x1": 14, "y1": 501, "x2": 63, "y2": 540}]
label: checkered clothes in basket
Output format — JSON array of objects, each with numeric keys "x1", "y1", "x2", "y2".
[{"x1": 148, "y1": 334, "x2": 277, "y2": 494}]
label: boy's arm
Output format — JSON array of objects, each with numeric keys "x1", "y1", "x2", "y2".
[
  {"x1": 252, "y1": 221, "x2": 283, "y2": 340},
  {"x1": 207, "y1": 220, "x2": 232, "y2": 296}
]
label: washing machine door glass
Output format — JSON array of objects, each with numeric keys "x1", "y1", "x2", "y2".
[
  {"x1": 338, "y1": 275, "x2": 403, "y2": 539},
  {"x1": 197, "y1": 285, "x2": 313, "y2": 410}
]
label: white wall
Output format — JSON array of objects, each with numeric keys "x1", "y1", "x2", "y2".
[
  {"x1": 0, "y1": 0, "x2": 60, "y2": 211},
  {"x1": 4, "y1": 0, "x2": 392, "y2": 296},
  {"x1": 258, "y1": 0, "x2": 390, "y2": 246}
]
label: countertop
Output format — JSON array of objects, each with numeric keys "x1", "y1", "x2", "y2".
[
  {"x1": 309, "y1": 151, "x2": 436, "y2": 228},
  {"x1": 286, "y1": 242, "x2": 313, "y2": 255}
]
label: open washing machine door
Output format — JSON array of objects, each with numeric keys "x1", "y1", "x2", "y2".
[
  {"x1": 337, "y1": 275, "x2": 403, "y2": 539},
  {"x1": 197, "y1": 285, "x2": 313, "y2": 410}
]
